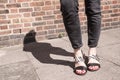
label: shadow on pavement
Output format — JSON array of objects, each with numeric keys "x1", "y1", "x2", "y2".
[{"x1": 23, "y1": 30, "x2": 74, "y2": 69}]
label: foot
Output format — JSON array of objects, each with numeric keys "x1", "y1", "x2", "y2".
[
  {"x1": 74, "y1": 49, "x2": 87, "y2": 75},
  {"x1": 88, "y1": 48, "x2": 100, "y2": 71}
]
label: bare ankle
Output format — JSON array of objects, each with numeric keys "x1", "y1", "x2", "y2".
[
  {"x1": 74, "y1": 48, "x2": 83, "y2": 56},
  {"x1": 89, "y1": 47, "x2": 97, "y2": 55}
]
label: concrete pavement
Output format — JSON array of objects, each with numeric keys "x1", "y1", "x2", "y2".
[{"x1": 0, "y1": 28, "x2": 120, "y2": 80}]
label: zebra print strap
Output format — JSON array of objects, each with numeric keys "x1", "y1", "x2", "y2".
[{"x1": 74, "y1": 56, "x2": 84, "y2": 63}]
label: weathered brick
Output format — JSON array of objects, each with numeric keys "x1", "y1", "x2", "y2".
[
  {"x1": 12, "y1": 19, "x2": 20, "y2": 23},
  {"x1": 23, "y1": 13, "x2": 31, "y2": 17},
  {"x1": 0, "y1": 0, "x2": 8, "y2": 3},
  {"x1": 47, "y1": 21, "x2": 54, "y2": 25},
  {"x1": 43, "y1": 15, "x2": 55, "y2": 20},
  {"x1": 13, "y1": 29, "x2": 22, "y2": 33},
  {"x1": 36, "y1": 26, "x2": 43, "y2": 31},
  {"x1": 46, "y1": 34, "x2": 58, "y2": 39},
  {"x1": 21, "y1": 18, "x2": 33, "y2": 23},
  {"x1": 0, "y1": 30, "x2": 11, "y2": 35},
  {"x1": 0, "y1": 25, "x2": 8, "y2": 30},
  {"x1": 45, "y1": 1, "x2": 52, "y2": 5},
  {"x1": 0, "y1": 10, "x2": 9, "y2": 14},
  {"x1": 54, "y1": 20, "x2": 63, "y2": 24},
  {"x1": 9, "y1": 0, "x2": 16, "y2": 3},
  {"x1": 56, "y1": 29, "x2": 65, "y2": 33},
  {"x1": 54, "y1": 10, "x2": 61, "y2": 14},
  {"x1": 44, "y1": 25, "x2": 56, "y2": 30},
  {"x1": 0, "y1": 20, "x2": 11, "y2": 24},
  {"x1": 10, "y1": 34, "x2": 24, "y2": 39},
  {"x1": 6, "y1": 4, "x2": 21, "y2": 8},
  {"x1": 0, "y1": 36, "x2": 9, "y2": 41},
  {"x1": 34, "y1": 7, "x2": 41, "y2": 11},
  {"x1": 32, "y1": 22, "x2": 46, "y2": 26},
  {"x1": 35, "y1": 17, "x2": 42, "y2": 21},
  {"x1": 10, "y1": 9, "x2": 18, "y2": 13},
  {"x1": 48, "y1": 30, "x2": 55, "y2": 34},
  {"x1": 42, "y1": 6, "x2": 55, "y2": 10},
  {"x1": 9, "y1": 24, "x2": 23, "y2": 29},
  {"x1": 0, "y1": 4, "x2": 5, "y2": 8},
  {"x1": 0, "y1": 15, "x2": 6, "y2": 19},
  {"x1": 22, "y1": 3, "x2": 29, "y2": 7},
  {"x1": 8, "y1": 14, "x2": 22, "y2": 18},
  {"x1": 36, "y1": 31, "x2": 47, "y2": 36},
  {"x1": 24, "y1": 23, "x2": 31, "y2": 27},
  {"x1": 103, "y1": 19, "x2": 112, "y2": 22},
  {"x1": 21, "y1": 28, "x2": 32, "y2": 33},
  {"x1": 58, "y1": 24, "x2": 64, "y2": 28},
  {"x1": 0, "y1": 40, "x2": 11, "y2": 47},
  {"x1": 30, "y1": 2, "x2": 44, "y2": 6},
  {"x1": 32, "y1": 12, "x2": 45, "y2": 16},
  {"x1": 111, "y1": 13, "x2": 120, "y2": 17},
  {"x1": 111, "y1": 21, "x2": 120, "y2": 26},
  {"x1": 19, "y1": 8, "x2": 33, "y2": 13},
  {"x1": 17, "y1": 0, "x2": 31, "y2": 2}
]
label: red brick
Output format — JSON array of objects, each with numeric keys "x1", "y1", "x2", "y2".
[
  {"x1": 21, "y1": 28, "x2": 32, "y2": 33},
  {"x1": 24, "y1": 23, "x2": 31, "y2": 27},
  {"x1": 58, "y1": 24, "x2": 64, "y2": 28},
  {"x1": 56, "y1": 15, "x2": 62, "y2": 19},
  {"x1": 32, "y1": 12, "x2": 45, "y2": 16},
  {"x1": 0, "y1": 25, "x2": 8, "y2": 30},
  {"x1": 0, "y1": 0, "x2": 8, "y2": 3},
  {"x1": 17, "y1": 0, "x2": 31, "y2": 2},
  {"x1": 6, "y1": 4, "x2": 21, "y2": 8},
  {"x1": 0, "y1": 30, "x2": 11, "y2": 35},
  {"x1": 9, "y1": 24, "x2": 23, "y2": 29},
  {"x1": 13, "y1": 29, "x2": 21, "y2": 33},
  {"x1": 44, "y1": 25, "x2": 56, "y2": 30},
  {"x1": 42, "y1": 6, "x2": 55, "y2": 10},
  {"x1": 22, "y1": 3, "x2": 29, "y2": 7},
  {"x1": 30, "y1": 2, "x2": 44, "y2": 6},
  {"x1": 12, "y1": 19, "x2": 20, "y2": 23},
  {"x1": 10, "y1": 9, "x2": 18, "y2": 13},
  {"x1": 23, "y1": 13, "x2": 31, "y2": 17},
  {"x1": 36, "y1": 26, "x2": 43, "y2": 31},
  {"x1": 21, "y1": 18, "x2": 33, "y2": 23},
  {"x1": 0, "y1": 15, "x2": 6, "y2": 19},
  {"x1": 0, "y1": 10, "x2": 9, "y2": 14},
  {"x1": 47, "y1": 21, "x2": 54, "y2": 25},
  {"x1": 34, "y1": 7, "x2": 41, "y2": 11},
  {"x1": 0, "y1": 4, "x2": 5, "y2": 8},
  {"x1": 43, "y1": 15, "x2": 55, "y2": 20},
  {"x1": 9, "y1": 0, "x2": 16, "y2": 3},
  {"x1": 0, "y1": 20, "x2": 11, "y2": 24},
  {"x1": 45, "y1": 1, "x2": 52, "y2": 5},
  {"x1": 35, "y1": 17, "x2": 42, "y2": 21},
  {"x1": 8, "y1": 14, "x2": 22, "y2": 18},
  {"x1": 104, "y1": 6, "x2": 110, "y2": 9}
]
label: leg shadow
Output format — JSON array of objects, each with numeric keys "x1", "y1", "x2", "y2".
[{"x1": 23, "y1": 30, "x2": 74, "y2": 68}]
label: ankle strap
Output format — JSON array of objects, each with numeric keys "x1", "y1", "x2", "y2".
[
  {"x1": 89, "y1": 55, "x2": 100, "y2": 61},
  {"x1": 74, "y1": 56, "x2": 84, "y2": 63}
]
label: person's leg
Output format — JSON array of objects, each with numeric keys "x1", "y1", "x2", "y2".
[
  {"x1": 60, "y1": 0, "x2": 83, "y2": 49},
  {"x1": 85, "y1": 0, "x2": 101, "y2": 71},
  {"x1": 60, "y1": 0, "x2": 86, "y2": 75}
]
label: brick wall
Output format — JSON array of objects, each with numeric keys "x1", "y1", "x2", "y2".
[{"x1": 0, "y1": 0, "x2": 120, "y2": 48}]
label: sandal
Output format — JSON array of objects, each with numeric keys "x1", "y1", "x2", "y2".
[
  {"x1": 87, "y1": 55, "x2": 100, "y2": 71},
  {"x1": 74, "y1": 53, "x2": 87, "y2": 75}
]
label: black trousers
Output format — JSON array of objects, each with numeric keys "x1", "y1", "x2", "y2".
[{"x1": 60, "y1": 0, "x2": 101, "y2": 49}]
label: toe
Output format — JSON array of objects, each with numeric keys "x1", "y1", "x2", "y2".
[{"x1": 89, "y1": 66, "x2": 93, "y2": 70}]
